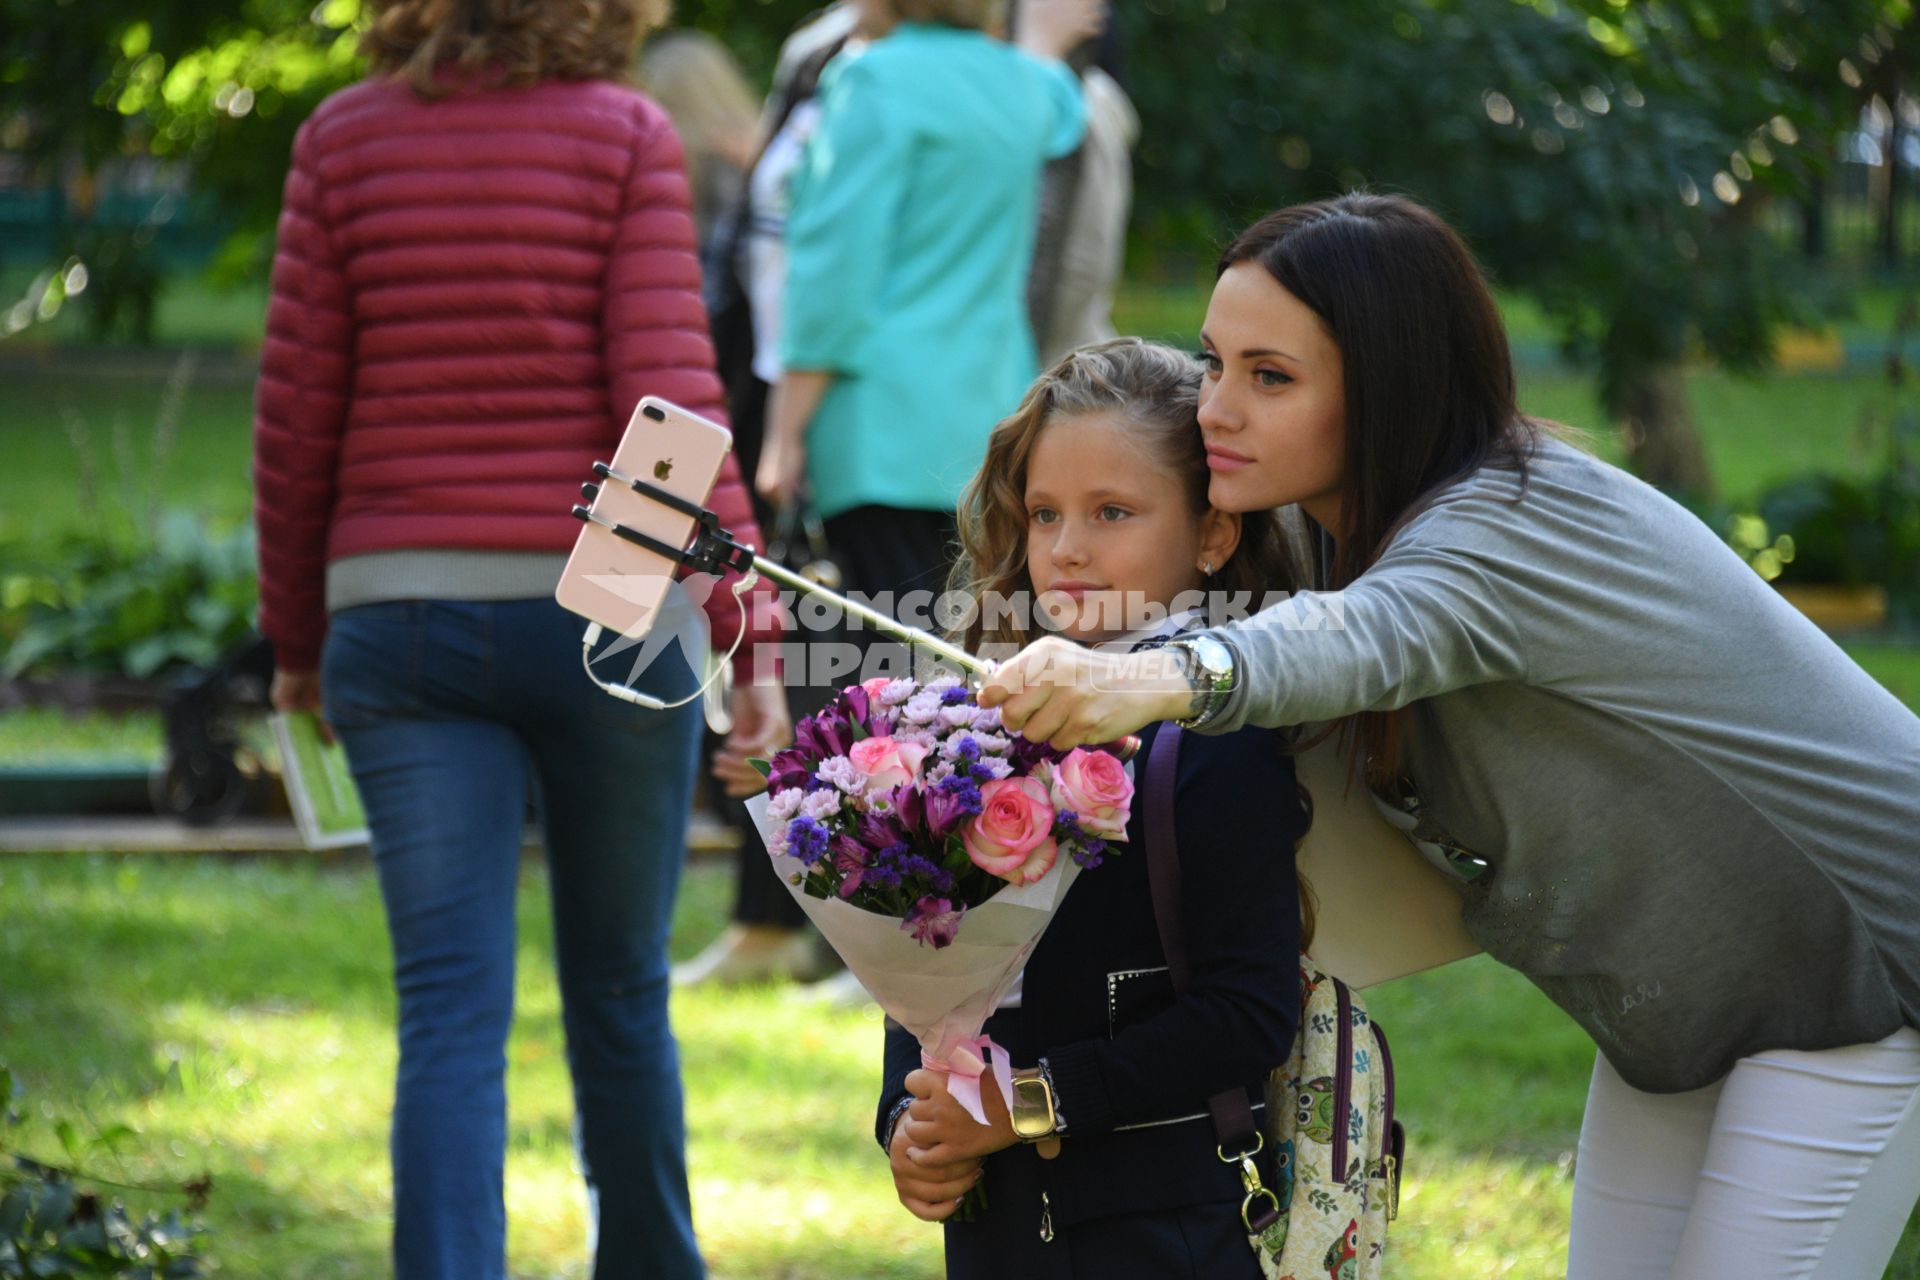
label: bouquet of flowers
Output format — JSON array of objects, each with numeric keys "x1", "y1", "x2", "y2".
[{"x1": 746, "y1": 672, "x2": 1133, "y2": 1124}]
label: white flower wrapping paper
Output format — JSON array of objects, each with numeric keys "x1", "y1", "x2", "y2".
[{"x1": 744, "y1": 792, "x2": 1086, "y2": 1123}]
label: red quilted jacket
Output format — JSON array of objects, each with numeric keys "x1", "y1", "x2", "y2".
[{"x1": 253, "y1": 74, "x2": 782, "y2": 677}]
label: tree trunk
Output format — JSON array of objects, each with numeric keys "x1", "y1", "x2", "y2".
[
  {"x1": 1882, "y1": 79, "x2": 1905, "y2": 269},
  {"x1": 1619, "y1": 362, "x2": 1717, "y2": 501},
  {"x1": 1802, "y1": 172, "x2": 1827, "y2": 261},
  {"x1": 1883, "y1": 122, "x2": 1905, "y2": 268}
]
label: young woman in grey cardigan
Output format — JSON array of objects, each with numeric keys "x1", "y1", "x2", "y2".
[{"x1": 979, "y1": 193, "x2": 1920, "y2": 1280}]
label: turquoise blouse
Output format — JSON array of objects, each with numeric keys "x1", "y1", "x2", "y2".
[{"x1": 779, "y1": 24, "x2": 1086, "y2": 520}]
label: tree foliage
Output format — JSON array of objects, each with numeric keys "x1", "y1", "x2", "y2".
[
  {"x1": 4, "y1": 0, "x2": 1912, "y2": 488},
  {"x1": 1118, "y1": 0, "x2": 1908, "y2": 489}
]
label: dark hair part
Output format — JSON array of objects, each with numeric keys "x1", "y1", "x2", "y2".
[
  {"x1": 1220, "y1": 192, "x2": 1539, "y2": 784},
  {"x1": 362, "y1": 0, "x2": 667, "y2": 98},
  {"x1": 949, "y1": 337, "x2": 1298, "y2": 655}
]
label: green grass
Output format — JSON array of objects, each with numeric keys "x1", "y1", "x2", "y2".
[
  {"x1": 0, "y1": 854, "x2": 937, "y2": 1279},
  {"x1": 1519, "y1": 368, "x2": 1892, "y2": 506},
  {"x1": 1, "y1": 849, "x2": 1912, "y2": 1280},
  {"x1": 0, "y1": 708, "x2": 163, "y2": 764},
  {"x1": 0, "y1": 358, "x2": 257, "y2": 550}
]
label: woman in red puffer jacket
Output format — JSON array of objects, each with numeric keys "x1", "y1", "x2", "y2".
[{"x1": 252, "y1": 2, "x2": 786, "y2": 1276}]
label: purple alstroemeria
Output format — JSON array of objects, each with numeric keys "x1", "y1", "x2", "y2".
[
  {"x1": 856, "y1": 805, "x2": 909, "y2": 850},
  {"x1": 796, "y1": 701, "x2": 859, "y2": 762},
  {"x1": 841, "y1": 684, "x2": 901, "y2": 740},
  {"x1": 766, "y1": 746, "x2": 816, "y2": 794},
  {"x1": 831, "y1": 837, "x2": 871, "y2": 899},
  {"x1": 901, "y1": 896, "x2": 966, "y2": 949},
  {"x1": 894, "y1": 776, "x2": 976, "y2": 840}
]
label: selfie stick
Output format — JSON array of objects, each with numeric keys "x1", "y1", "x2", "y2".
[{"x1": 571, "y1": 462, "x2": 1141, "y2": 761}]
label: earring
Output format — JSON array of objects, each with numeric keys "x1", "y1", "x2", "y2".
[{"x1": 1201, "y1": 559, "x2": 1214, "y2": 575}]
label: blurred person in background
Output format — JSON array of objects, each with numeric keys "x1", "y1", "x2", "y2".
[
  {"x1": 637, "y1": 29, "x2": 760, "y2": 257},
  {"x1": 752, "y1": 0, "x2": 1104, "y2": 684},
  {"x1": 676, "y1": 1, "x2": 862, "y2": 990},
  {"x1": 1022, "y1": 10, "x2": 1136, "y2": 366},
  {"x1": 705, "y1": 0, "x2": 1104, "y2": 995},
  {"x1": 251, "y1": 0, "x2": 789, "y2": 1274}
]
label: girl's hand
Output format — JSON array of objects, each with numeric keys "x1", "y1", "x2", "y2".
[
  {"x1": 976, "y1": 636, "x2": 1192, "y2": 749},
  {"x1": 888, "y1": 1121, "x2": 982, "y2": 1223},
  {"x1": 899, "y1": 1067, "x2": 1020, "y2": 1168}
]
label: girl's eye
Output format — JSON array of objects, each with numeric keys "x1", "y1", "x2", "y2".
[
  {"x1": 1098, "y1": 505, "x2": 1129, "y2": 521},
  {"x1": 1255, "y1": 367, "x2": 1293, "y2": 388},
  {"x1": 1028, "y1": 507, "x2": 1057, "y2": 524}
]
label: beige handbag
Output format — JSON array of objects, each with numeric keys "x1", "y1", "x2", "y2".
[{"x1": 1292, "y1": 736, "x2": 1481, "y2": 989}]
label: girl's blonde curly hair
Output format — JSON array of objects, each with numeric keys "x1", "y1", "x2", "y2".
[
  {"x1": 948, "y1": 336, "x2": 1318, "y2": 946},
  {"x1": 363, "y1": 0, "x2": 668, "y2": 98},
  {"x1": 948, "y1": 337, "x2": 1299, "y2": 653}
]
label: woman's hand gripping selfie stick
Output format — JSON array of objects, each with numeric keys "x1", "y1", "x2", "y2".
[{"x1": 571, "y1": 462, "x2": 1141, "y2": 762}]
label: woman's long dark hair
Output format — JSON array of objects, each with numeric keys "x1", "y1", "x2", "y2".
[{"x1": 1220, "y1": 192, "x2": 1540, "y2": 783}]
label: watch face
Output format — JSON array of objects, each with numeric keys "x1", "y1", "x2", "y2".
[
  {"x1": 1188, "y1": 635, "x2": 1233, "y2": 679},
  {"x1": 1010, "y1": 1077, "x2": 1054, "y2": 1138}
]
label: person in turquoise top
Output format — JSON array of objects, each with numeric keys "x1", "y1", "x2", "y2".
[{"x1": 754, "y1": 0, "x2": 1102, "y2": 687}]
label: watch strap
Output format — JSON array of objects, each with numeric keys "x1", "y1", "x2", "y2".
[
  {"x1": 1037, "y1": 1057, "x2": 1067, "y2": 1136},
  {"x1": 879, "y1": 1094, "x2": 913, "y2": 1154},
  {"x1": 1168, "y1": 637, "x2": 1234, "y2": 730}
]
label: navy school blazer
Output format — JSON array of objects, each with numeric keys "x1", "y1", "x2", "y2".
[{"x1": 877, "y1": 720, "x2": 1306, "y2": 1230}]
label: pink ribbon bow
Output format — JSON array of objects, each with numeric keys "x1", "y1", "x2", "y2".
[{"x1": 921, "y1": 1033, "x2": 1014, "y2": 1128}]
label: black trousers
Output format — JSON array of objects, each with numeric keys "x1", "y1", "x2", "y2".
[
  {"x1": 943, "y1": 1142, "x2": 1265, "y2": 1280},
  {"x1": 721, "y1": 502, "x2": 959, "y2": 929}
]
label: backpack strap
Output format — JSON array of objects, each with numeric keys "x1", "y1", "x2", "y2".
[{"x1": 1144, "y1": 725, "x2": 1282, "y2": 1232}]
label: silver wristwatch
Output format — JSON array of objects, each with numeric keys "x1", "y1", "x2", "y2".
[{"x1": 1165, "y1": 634, "x2": 1236, "y2": 730}]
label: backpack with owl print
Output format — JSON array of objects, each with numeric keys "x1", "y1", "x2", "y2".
[{"x1": 1250, "y1": 958, "x2": 1404, "y2": 1280}]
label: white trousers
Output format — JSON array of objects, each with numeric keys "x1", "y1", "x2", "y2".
[{"x1": 1566, "y1": 1027, "x2": 1920, "y2": 1280}]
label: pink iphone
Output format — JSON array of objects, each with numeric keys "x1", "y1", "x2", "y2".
[{"x1": 555, "y1": 396, "x2": 734, "y2": 640}]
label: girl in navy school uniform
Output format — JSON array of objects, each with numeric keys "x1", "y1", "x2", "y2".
[{"x1": 874, "y1": 338, "x2": 1312, "y2": 1277}]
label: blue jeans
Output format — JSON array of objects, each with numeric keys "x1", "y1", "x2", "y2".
[{"x1": 322, "y1": 596, "x2": 706, "y2": 1280}]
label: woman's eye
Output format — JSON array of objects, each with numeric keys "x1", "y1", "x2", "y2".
[
  {"x1": 1028, "y1": 508, "x2": 1057, "y2": 524},
  {"x1": 1098, "y1": 505, "x2": 1129, "y2": 521},
  {"x1": 1255, "y1": 368, "x2": 1293, "y2": 388},
  {"x1": 1197, "y1": 349, "x2": 1222, "y2": 376}
]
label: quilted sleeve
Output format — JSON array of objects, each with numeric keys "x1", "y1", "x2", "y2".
[
  {"x1": 605, "y1": 104, "x2": 785, "y2": 682},
  {"x1": 252, "y1": 117, "x2": 352, "y2": 673}
]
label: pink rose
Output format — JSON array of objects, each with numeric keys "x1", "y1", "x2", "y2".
[
  {"x1": 847, "y1": 735, "x2": 930, "y2": 793},
  {"x1": 860, "y1": 677, "x2": 893, "y2": 703},
  {"x1": 963, "y1": 776, "x2": 1058, "y2": 884},
  {"x1": 1043, "y1": 748, "x2": 1134, "y2": 840}
]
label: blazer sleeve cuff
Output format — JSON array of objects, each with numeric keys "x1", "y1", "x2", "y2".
[{"x1": 1039, "y1": 1040, "x2": 1116, "y2": 1138}]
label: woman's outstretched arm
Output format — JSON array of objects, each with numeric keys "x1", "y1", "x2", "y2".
[{"x1": 982, "y1": 519, "x2": 1528, "y2": 746}]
